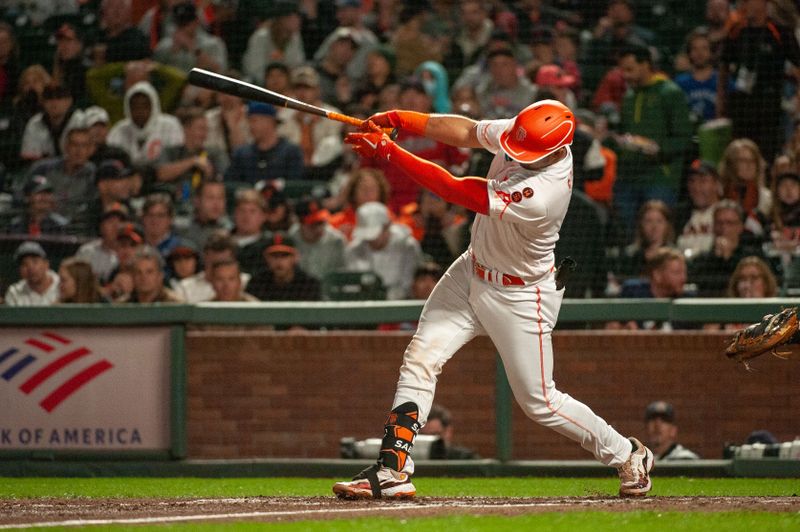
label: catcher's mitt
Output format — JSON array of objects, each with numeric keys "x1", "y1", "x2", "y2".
[{"x1": 725, "y1": 307, "x2": 799, "y2": 369}]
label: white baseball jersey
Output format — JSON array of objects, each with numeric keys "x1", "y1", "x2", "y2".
[
  {"x1": 472, "y1": 119, "x2": 573, "y2": 283},
  {"x1": 387, "y1": 116, "x2": 634, "y2": 469}
]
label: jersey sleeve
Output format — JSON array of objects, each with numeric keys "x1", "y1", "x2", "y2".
[{"x1": 475, "y1": 119, "x2": 512, "y2": 155}]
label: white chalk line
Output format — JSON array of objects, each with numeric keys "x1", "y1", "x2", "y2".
[{"x1": 0, "y1": 499, "x2": 639, "y2": 529}]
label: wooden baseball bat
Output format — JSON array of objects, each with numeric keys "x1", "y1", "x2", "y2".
[{"x1": 188, "y1": 68, "x2": 395, "y2": 137}]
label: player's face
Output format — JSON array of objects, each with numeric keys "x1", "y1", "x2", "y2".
[
  {"x1": 234, "y1": 201, "x2": 267, "y2": 235},
  {"x1": 133, "y1": 258, "x2": 163, "y2": 295},
  {"x1": 211, "y1": 263, "x2": 242, "y2": 301},
  {"x1": 687, "y1": 173, "x2": 720, "y2": 209}
]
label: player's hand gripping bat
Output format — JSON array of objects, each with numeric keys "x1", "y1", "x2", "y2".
[{"x1": 187, "y1": 68, "x2": 396, "y2": 138}]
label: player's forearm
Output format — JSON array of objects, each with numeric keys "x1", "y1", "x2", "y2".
[
  {"x1": 424, "y1": 114, "x2": 482, "y2": 149},
  {"x1": 386, "y1": 142, "x2": 489, "y2": 214}
]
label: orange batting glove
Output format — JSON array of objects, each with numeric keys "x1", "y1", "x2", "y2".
[
  {"x1": 345, "y1": 122, "x2": 394, "y2": 161},
  {"x1": 366, "y1": 110, "x2": 430, "y2": 135}
]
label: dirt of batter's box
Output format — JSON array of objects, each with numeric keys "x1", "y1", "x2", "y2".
[{"x1": 1, "y1": 496, "x2": 799, "y2": 526}]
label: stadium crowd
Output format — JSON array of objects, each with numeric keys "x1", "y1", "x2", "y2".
[{"x1": 1, "y1": 0, "x2": 799, "y2": 325}]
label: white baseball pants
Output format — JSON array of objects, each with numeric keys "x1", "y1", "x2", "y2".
[{"x1": 393, "y1": 252, "x2": 632, "y2": 467}]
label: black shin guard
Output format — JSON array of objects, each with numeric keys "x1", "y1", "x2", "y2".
[{"x1": 378, "y1": 401, "x2": 420, "y2": 472}]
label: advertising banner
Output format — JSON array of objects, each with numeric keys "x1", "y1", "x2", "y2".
[{"x1": 0, "y1": 327, "x2": 171, "y2": 451}]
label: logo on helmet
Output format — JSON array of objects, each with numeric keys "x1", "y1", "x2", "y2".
[{"x1": 515, "y1": 127, "x2": 527, "y2": 142}]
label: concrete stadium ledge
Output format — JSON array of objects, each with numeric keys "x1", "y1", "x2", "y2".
[{"x1": 1, "y1": 458, "x2": 797, "y2": 478}]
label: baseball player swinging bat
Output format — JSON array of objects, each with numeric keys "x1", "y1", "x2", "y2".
[{"x1": 188, "y1": 68, "x2": 396, "y2": 137}]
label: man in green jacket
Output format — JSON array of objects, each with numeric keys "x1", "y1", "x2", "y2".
[{"x1": 613, "y1": 44, "x2": 691, "y2": 240}]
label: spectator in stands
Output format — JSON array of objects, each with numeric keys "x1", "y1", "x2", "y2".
[
  {"x1": 314, "y1": 1, "x2": 378, "y2": 87},
  {"x1": 414, "y1": 61, "x2": 451, "y2": 114},
  {"x1": 166, "y1": 241, "x2": 200, "y2": 291},
  {"x1": 76, "y1": 202, "x2": 130, "y2": 284},
  {"x1": 246, "y1": 232, "x2": 321, "y2": 301},
  {"x1": 242, "y1": 2, "x2": 305, "y2": 83},
  {"x1": 261, "y1": 184, "x2": 293, "y2": 232},
  {"x1": 231, "y1": 188, "x2": 270, "y2": 275},
  {"x1": 727, "y1": 255, "x2": 778, "y2": 299},
  {"x1": 56, "y1": 258, "x2": 105, "y2": 304},
  {"x1": 178, "y1": 180, "x2": 233, "y2": 248},
  {"x1": 20, "y1": 84, "x2": 80, "y2": 162},
  {"x1": 107, "y1": 81, "x2": 184, "y2": 165},
  {"x1": 88, "y1": 160, "x2": 133, "y2": 231},
  {"x1": 453, "y1": 0, "x2": 494, "y2": 68},
  {"x1": 204, "y1": 74, "x2": 252, "y2": 158},
  {"x1": 370, "y1": 78, "x2": 469, "y2": 213},
  {"x1": 26, "y1": 126, "x2": 96, "y2": 228},
  {"x1": 0, "y1": 63, "x2": 44, "y2": 171},
  {"x1": 609, "y1": 248, "x2": 688, "y2": 330},
  {"x1": 718, "y1": 138, "x2": 772, "y2": 234},
  {"x1": 13, "y1": 65, "x2": 49, "y2": 127},
  {"x1": 0, "y1": 21, "x2": 19, "y2": 107},
  {"x1": 278, "y1": 66, "x2": 344, "y2": 181},
  {"x1": 613, "y1": 44, "x2": 692, "y2": 237},
  {"x1": 345, "y1": 202, "x2": 422, "y2": 300},
  {"x1": 140, "y1": 193, "x2": 185, "y2": 259},
  {"x1": 705, "y1": 0, "x2": 732, "y2": 47},
  {"x1": 718, "y1": 0, "x2": 800, "y2": 163},
  {"x1": 52, "y1": 23, "x2": 89, "y2": 108},
  {"x1": 397, "y1": 189, "x2": 467, "y2": 270},
  {"x1": 614, "y1": 200, "x2": 676, "y2": 281},
  {"x1": 329, "y1": 168, "x2": 392, "y2": 241},
  {"x1": 580, "y1": 0, "x2": 654, "y2": 93},
  {"x1": 674, "y1": 28, "x2": 721, "y2": 127},
  {"x1": 689, "y1": 200, "x2": 764, "y2": 296},
  {"x1": 390, "y1": 4, "x2": 443, "y2": 79},
  {"x1": 210, "y1": 258, "x2": 259, "y2": 302},
  {"x1": 96, "y1": 0, "x2": 151, "y2": 64},
  {"x1": 86, "y1": 59, "x2": 186, "y2": 124},
  {"x1": 315, "y1": 27, "x2": 361, "y2": 109},
  {"x1": 225, "y1": 102, "x2": 304, "y2": 185},
  {"x1": 289, "y1": 197, "x2": 347, "y2": 282},
  {"x1": 264, "y1": 61, "x2": 291, "y2": 94},
  {"x1": 114, "y1": 222, "x2": 144, "y2": 271},
  {"x1": 85, "y1": 106, "x2": 131, "y2": 167},
  {"x1": 419, "y1": 403, "x2": 480, "y2": 460},
  {"x1": 766, "y1": 172, "x2": 800, "y2": 269},
  {"x1": 106, "y1": 264, "x2": 135, "y2": 303},
  {"x1": 7, "y1": 176, "x2": 68, "y2": 236},
  {"x1": 175, "y1": 232, "x2": 247, "y2": 303},
  {"x1": 476, "y1": 48, "x2": 538, "y2": 120},
  {"x1": 355, "y1": 45, "x2": 397, "y2": 112},
  {"x1": 156, "y1": 107, "x2": 229, "y2": 206},
  {"x1": 411, "y1": 262, "x2": 443, "y2": 300},
  {"x1": 123, "y1": 246, "x2": 183, "y2": 303},
  {"x1": 533, "y1": 64, "x2": 578, "y2": 111},
  {"x1": 675, "y1": 159, "x2": 724, "y2": 259},
  {"x1": 4, "y1": 241, "x2": 59, "y2": 306},
  {"x1": 154, "y1": 1, "x2": 228, "y2": 73},
  {"x1": 644, "y1": 401, "x2": 700, "y2": 461}
]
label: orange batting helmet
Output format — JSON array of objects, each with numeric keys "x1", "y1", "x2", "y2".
[{"x1": 499, "y1": 99, "x2": 575, "y2": 164}]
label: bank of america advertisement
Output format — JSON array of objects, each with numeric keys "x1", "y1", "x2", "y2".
[{"x1": 0, "y1": 328, "x2": 171, "y2": 451}]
